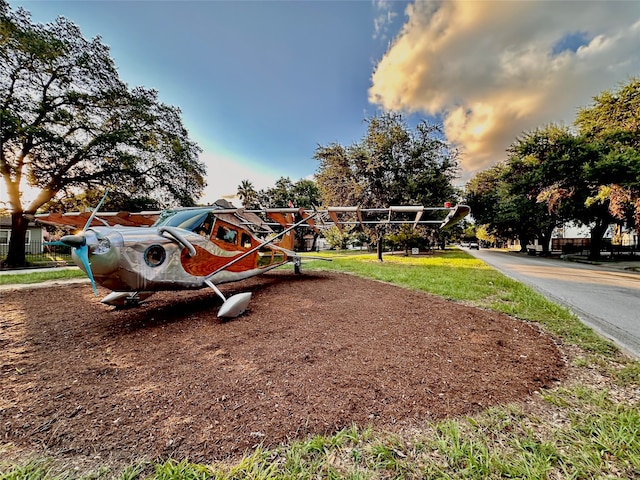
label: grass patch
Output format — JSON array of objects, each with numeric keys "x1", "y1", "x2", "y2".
[
  {"x1": 6, "y1": 390, "x2": 637, "y2": 479},
  {"x1": 614, "y1": 362, "x2": 640, "y2": 386},
  {"x1": 0, "y1": 268, "x2": 85, "y2": 285}
]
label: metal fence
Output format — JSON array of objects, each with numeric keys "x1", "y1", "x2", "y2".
[
  {"x1": 0, "y1": 241, "x2": 73, "y2": 267},
  {"x1": 551, "y1": 237, "x2": 638, "y2": 257}
]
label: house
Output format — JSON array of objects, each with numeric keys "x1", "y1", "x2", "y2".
[
  {"x1": 507, "y1": 222, "x2": 638, "y2": 256},
  {"x1": 0, "y1": 216, "x2": 46, "y2": 255}
]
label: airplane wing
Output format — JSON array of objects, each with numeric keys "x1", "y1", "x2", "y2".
[
  {"x1": 439, "y1": 204, "x2": 471, "y2": 230},
  {"x1": 232, "y1": 204, "x2": 471, "y2": 231},
  {"x1": 30, "y1": 203, "x2": 469, "y2": 232},
  {"x1": 32, "y1": 211, "x2": 161, "y2": 229}
]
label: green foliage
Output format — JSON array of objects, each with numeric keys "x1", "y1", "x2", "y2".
[
  {"x1": 474, "y1": 225, "x2": 495, "y2": 244},
  {"x1": 0, "y1": 460, "x2": 54, "y2": 480},
  {"x1": 42, "y1": 189, "x2": 162, "y2": 213},
  {"x1": 253, "y1": 177, "x2": 323, "y2": 250},
  {"x1": 152, "y1": 459, "x2": 213, "y2": 480},
  {"x1": 315, "y1": 113, "x2": 459, "y2": 209},
  {"x1": 236, "y1": 180, "x2": 260, "y2": 209},
  {"x1": 467, "y1": 124, "x2": 617, "y2": 258},
  {"x1": 255, "y1": 176, "x2": 321, "y2": 210},
  {"x1": 576, "y1": 78, "x2": 640, "y2": 144},
  {"x1": 577, "y1": 78, "x2": 640, "y2": 232},
  {"x1": 0, "y1": 2, "x2": 204, "y2": 267},
  {"x1": 385, "y1": 224, "x2": 425, "y2": 252},
  {"x1": 322, "y1": 225, "x2": 355, "y2": 250}
]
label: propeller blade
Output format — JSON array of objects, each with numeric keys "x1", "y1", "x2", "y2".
[
  {"x1": 63, "y1": 189, "x2": 108, "y2": 295},
  {"x1": 76, "y1": 243, "x2": 98, "y2": 295},
  {"x1": 44, "y1": 240, "x2": 67, "y2": 247},
  {"x1": 82, "y1": 188, "x2": 110, "y2": 231}
]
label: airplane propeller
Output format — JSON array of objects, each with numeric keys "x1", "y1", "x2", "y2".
[
  {"x1": 47, "y1": 190, "x2": 110, "y2": 295},
  {"x1": 69, "y1": 233, "x2": 98, "y2": 295}
]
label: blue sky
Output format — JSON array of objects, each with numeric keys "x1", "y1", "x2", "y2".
[
  {"x1": 12, "y1": 0, "x2": 408, "y2": 203},
  {"x1": 7, "y1": 1, "x2": 640, "y2": 205}
]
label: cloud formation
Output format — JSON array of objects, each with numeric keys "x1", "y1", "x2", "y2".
[{"x1": 369, "y1": 0, "x2": 640, "y2": 179}]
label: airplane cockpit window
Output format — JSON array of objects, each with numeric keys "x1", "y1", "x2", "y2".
[
  {"x1": 194, "y1": 213, "x2": 214, "y2": 237},
  {"x1": 216, "y1": 225, "x2": 237, "y2": 244},
  {"x1": 153, "y1": 209, "x2": 211, "y2": 232}
]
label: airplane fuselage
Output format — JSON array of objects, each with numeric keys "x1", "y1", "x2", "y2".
[{"x1": 72, "y1": 209, "x2": 294, "y2": 294}]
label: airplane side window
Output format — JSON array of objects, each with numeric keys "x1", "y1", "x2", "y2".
[
  {"x1": 241, "y1": 233, "x2": 252, "y2": 249},
  {"x1": 216, "y1": 226, "x2": 227, "y2": 241},
  {"x1": 225, "y1": 229, "x2": 237, "y2": 243},
  {"x1": 216, "y1": 226, "x2": 237, "y2": 244}
]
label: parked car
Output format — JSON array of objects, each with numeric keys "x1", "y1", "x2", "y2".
[{"x1": 469, "y1": 242, "x2": 480, "y2": 250}]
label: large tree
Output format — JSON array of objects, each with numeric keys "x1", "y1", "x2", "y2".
[
  {"x1": 576, "y1": 78, "x2": 640, "y2": 233},
  {"x1": 464, "y1": 163, "x2": 530, "y2": 249},
  {"x1": 316, "y1": 113, "x2": 458, "y2": 207},
  {"x1": 0, "y1": 3, "x2": 205, "y2": 267},
  {"x1": 515, "y1": 126, "x2": 616, "y2": 259},
  {"x1": 314, "y1": 113, "x2": 460, "y2": 253},
  {"x1": 469, "y1": 124, "x2": 617, "y2": 259}
]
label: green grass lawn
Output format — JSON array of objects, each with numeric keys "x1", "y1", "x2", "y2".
[
  {"x1": 0, "y1": 268, "x2": 85, "y2": 285},
  {"x1": 2, "y1": 249, "x2": 638, "y2": 479}
]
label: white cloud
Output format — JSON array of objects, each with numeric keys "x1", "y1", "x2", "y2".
[
  {"x1": 199, "y1": 150, "x2": 285, "y2": 206},
  {"x1": 369, "y1": 0, "x2": 640, "y2": 180},
  {"x1": 373, "y1": 0, "x2": 399, "y2": 40}
]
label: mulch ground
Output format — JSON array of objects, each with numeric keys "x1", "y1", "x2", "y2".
[{"x1": 1, "y1": 270, "x2": 565, "y2": 470}]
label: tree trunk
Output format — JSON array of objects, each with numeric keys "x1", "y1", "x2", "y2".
[
  {"x1": 588, "y1": 221, "x2": 608, "y2": 260},
  {"x1": 377, "y1": 236, "x2": 384, "y2": 262},
  {"x1": 518, "y1": 233, "x2": 531, "y2": 253},
  {"x1": 2, "y1": 211, "x2": 28, "y2": 268},
  {"x1": 538, "y1": 226, "x2": 554, "y2": 256}
]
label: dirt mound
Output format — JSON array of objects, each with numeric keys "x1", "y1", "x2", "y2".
[{"x1": 1, "y1": 271, "x2": 564, "y2": 468}]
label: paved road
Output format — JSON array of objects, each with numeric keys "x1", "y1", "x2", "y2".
[{"x1": 465, "y1": 248, "x2": 640, "y2": 359}]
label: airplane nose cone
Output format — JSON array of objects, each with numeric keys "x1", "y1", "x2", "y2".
[{"x1": 60, "y1": 233, "x2": 87, "y2": 248}]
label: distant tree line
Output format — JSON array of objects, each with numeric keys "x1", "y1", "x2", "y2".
[{"x1": 465, "y1": 78, "x2": 640, "y2": 259}]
